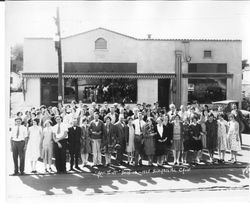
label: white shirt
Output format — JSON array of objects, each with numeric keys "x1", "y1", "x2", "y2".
[
  {"x1": 133, "y1": 119, "x2": 146, "y2": 135},
  {"x1": 52, "y1": 123, "x2": 68, "y2": 139},
  {"x1": 63, "y1": 113, "x2": 74, "y2": 128},
  {"x1": 94, "y1": 120, "x2": 99, "y2": 127},
  {"x1": 178, "y1": 110, "x2": 188, "y2": 120},
  {"x1": 157, "y1": 124, "x2": 163, "y2": 138},
  {"x1": 11, "y1": 125, "x2": 28, "y2": 141}
]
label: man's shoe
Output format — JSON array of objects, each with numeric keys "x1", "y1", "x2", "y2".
[
  {"x1": 20, "y1": 172, "x2": 25, "y2": 176},
  {"x1": 12, "y1": 172, "x2": 19, "y2": 176},
  {"x1": 75, "y1": 166, "x2": 81, "y2": 170}
]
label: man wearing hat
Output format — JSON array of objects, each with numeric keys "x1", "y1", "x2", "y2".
[{"x1": 10, "y1": 117, "x2": 28, "y2": 175}]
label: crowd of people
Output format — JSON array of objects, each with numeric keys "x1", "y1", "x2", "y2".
[{"x1": 10, "y1": 100, "x2": 243, "y2": 175}]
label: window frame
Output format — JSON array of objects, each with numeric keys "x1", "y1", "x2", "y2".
[
  {"x1": 203, "y1": 50, "x2": 212, "y2": 58},
  {"x1": 95, "y1": 38, "x2": 107, "y2": 50}
]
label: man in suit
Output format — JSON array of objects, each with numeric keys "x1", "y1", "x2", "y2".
[
  {"x1": 10, "y1": 117, "x2": 28, "y2": 175},
  {"x1": 114, "y1": 115, "x2": 128, "y2": 165},
  {"x1": 106, "y1": 106, "x2": 119, "y2": 124},
  {"x1": 103, "y1": 116, "x2": 116, "y2": 166},
  {"x1": 68, "y1": 118, "x2": 82, "y2": 171},
  {"x1": 52, "y1": 115, "x2": 68, "y2": 173},
  {"x1": 89, "y1": 112, "x2": 104, "y2": 166},
  {"x1": 133, "y1": 112, "x2": 146, "y2": 166}
]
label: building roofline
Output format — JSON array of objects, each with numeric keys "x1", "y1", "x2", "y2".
[
  {"x1": 23, "y1": 27, "x2": 242, "y2": 42},
  {"x1": 62, "y1": 27, "x2": 241, "y2": 42}
]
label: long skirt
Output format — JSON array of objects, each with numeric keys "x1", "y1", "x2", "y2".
[
  {"x1": 42, "y1": 143, "x2": 53, "y2": 164},
  {"x1": 144, "y1": 136, "x2": 155, "y2": 156}
]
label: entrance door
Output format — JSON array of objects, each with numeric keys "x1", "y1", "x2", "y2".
[
  {"x1": 41, "y1": 79, "x2": 58, "y2": 106},
  {"x1": 158, "y1": 79, "x2": 170, "y2": 108}
]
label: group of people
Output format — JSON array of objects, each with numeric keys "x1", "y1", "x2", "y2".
[{"x1": 10, "y1": 100, "x2": 243, "y2": 175}]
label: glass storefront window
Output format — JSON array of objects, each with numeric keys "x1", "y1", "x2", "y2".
[
  {"x1": 188, "y1": 78, "x2": 227, "y2": 104},
  {"x1": 64, "y1": 78, "x2": 137, "y2": 103}
]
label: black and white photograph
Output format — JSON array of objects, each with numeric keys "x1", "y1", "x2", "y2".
[{"x1": 3, "y1": 0, "x2": 250, "y2": 204}]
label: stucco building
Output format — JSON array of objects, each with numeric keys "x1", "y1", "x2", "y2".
[{"x1": 22, "y1": 27, "x2": 242, "y2": 108}]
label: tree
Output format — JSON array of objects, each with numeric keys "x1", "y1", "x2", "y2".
[
  {"x1": 11, "y1": 44, "x2": 23, "y2": 73},
  {"x1": 242, "y1": 59, "x2": 249, "y2": 70}
]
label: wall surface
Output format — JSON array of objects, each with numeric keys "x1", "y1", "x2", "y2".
[
  {"x1": 23, "y1": 28, "x2": 242, "y2": 106},
  {"x1": 25, "y1": 78, "x2": 40, "y2": 107}
]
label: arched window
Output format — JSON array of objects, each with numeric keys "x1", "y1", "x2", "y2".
[{"x1": 95, "y1": 38, "x2": 107, "y2": 49}]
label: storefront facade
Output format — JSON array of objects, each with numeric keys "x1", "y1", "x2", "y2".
[{"x1": 22, "y1": 28, "x2": 242, "y2": 108}]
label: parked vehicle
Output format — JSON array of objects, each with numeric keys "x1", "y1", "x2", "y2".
[{"x1": 212, "y1": 100, "x2": 250, "y2": 134}]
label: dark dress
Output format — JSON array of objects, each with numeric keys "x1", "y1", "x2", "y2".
[
  {"x1": 103, "y1": 123, "x2": 116, "y2": 154},
  {"x1": 155, "y1": 124, "x2": 172, "y2": 156},
  {"x1": 143, "y1": 123, "x2": 156, "y2": 156},
  {"x1": 189, "y1": 123, "x2": 203, "y2": 151},
  {"x1": 183, "y1": 123, "x2": 192, "y2": 152},
  {"x1": 205, "y1": 120, "x2": 218, "y2": 151}
]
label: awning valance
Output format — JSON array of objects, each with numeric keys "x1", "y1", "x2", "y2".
[
  {"x1": 22, "y1": 73, "x2": 176, "y2": 79},
  {"x1": 182, "y1": 73, "x2": 233, "y2": 79}
]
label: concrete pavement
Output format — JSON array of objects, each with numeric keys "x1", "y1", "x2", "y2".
[{"x1": 6, "y1": 133, "x2": 250, "y2": 202}]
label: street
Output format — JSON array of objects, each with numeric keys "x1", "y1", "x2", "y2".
[{"x1": 6, "y1": 134, "x2": 250, "y2": 202}]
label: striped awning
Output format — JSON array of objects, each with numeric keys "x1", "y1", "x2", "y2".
[{"x1": 22, "y1": 72, "x2": 176, "y2": 79}]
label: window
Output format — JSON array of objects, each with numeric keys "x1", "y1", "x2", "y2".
[
  {"x1": 188, "y1": 78, "x2": 226, "y2": 104},
  {"x1": 64, "y1": 78, "x2": 137, "y2": 104},
  {"x1": 204, "y1": 50, "x2": 212, "y2": 58},
  {"x1": 95, "y1": 38, "x2": 107, "y2": 49},
  {"x1": 188, "y1": 63, "x2": 227, "y2": 73}
]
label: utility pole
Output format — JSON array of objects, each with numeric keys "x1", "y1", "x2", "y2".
[{"x1": 54, "y1": 7, "x2": 63, "y2": 106}]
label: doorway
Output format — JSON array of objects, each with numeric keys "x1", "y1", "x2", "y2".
[
  {"x1": 158, "y1": 79, "x2": 170, "y2": 108},
  {"x1": 41, "y1": 78, "x2": 58, "y2": 106}
]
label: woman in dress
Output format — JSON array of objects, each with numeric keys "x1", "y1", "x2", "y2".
[
  {"x1": 205, "y1": 113, "x2": 218, "y2": 163},
  {"x1": 182, "y1": 117, "x2": 192, "y2": 164},
  {"x1": 143, "y1": 117, "x2": 157, "y2": 166},
  {"x1": 189, "y1": 116, "x2": 203, "y2": 163},
  {"x1": 227, "y1": 114, "x2": 241, "y2": 163},
  {"x1": 171, "y1": 114, "x2": 183, "y2": 165},
  {"x1": 155, "y1": 117, "x2": 171, "y2": 166},
  {"x1": 162, "y1": 114, "x2": 173, "y2": 164},
  {"x1": 80, "y1": 117, "x2": 91, "y2": 167},
  {"x1": 217, "y1": 113, "x2": 228, "y2": 163},
  {"x1": 26, "y1": 118, "x2": 43, "y2": 173},
  {"x1": 103, "y1": 116, "x2": 116, "y2": 166},
  {"x1": 126, "y1": 117, "x2": 135, "y2": 165},
  {"x1": 41, "y1": 119, "x2": 53, "y2": 172}
]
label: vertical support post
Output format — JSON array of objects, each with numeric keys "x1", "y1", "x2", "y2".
[
  {"x1": 175, "y1": 50, "x2": 182, "y2": 108},
  {"x1": 54, "y1": 7, "x2": 63, "y2": 106}
]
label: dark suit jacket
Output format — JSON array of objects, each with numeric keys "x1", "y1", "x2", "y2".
[
  {"x1": 89, "y1": 120, "x2": 104, "y2": 140},
  {"x1": 103, "y1": 123, "x2": 116, "y2": 146},
  {"x1": 114, "y1": 122, "x2": 128, "y2": 145},
  {"x1": 68, "y1": 126, "x2": 82, "y2": 153},
  {"x1": 155, "y1": 124, "x2": 173, "y2": 146}
]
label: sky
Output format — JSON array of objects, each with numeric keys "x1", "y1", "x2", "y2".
[{"x1": 5, "y1": 0, "x2": 250, "y2": 61}]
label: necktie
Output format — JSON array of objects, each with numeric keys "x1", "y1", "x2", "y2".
[
  {"x1": 16, "y1": 126, "x2": 20, "y2": 139},
  {"x1": 57, "y1": 124, "x2": 61, "y2": 134},
  {"x1": 139, "y1": 120, "x2": 142, "y2": 133}
]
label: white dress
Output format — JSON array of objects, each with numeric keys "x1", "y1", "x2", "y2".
[
  {"x1": 126, "y1": 125, "x2": 135, "y2": 153},
  {"x1": 26, "y1": 126, "x2": 42, "y2": 161},
  {"x1": 227, "y1": 121, "x2": 241, "y2": 152},
  {"x1": 217, "y1": 120, "x2": 228, "y2": 151}
]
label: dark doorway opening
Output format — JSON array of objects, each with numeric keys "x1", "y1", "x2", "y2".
[
  {"x1": 41, "y1": 78, "x2": 58, "y2": 106},
  {"x1": 158, "y1": 79, "x2": 170, "y2": 108}
]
